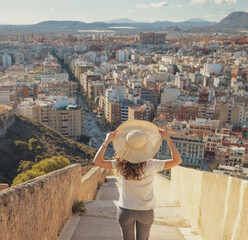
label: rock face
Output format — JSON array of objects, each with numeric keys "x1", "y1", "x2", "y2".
[{"x1": 0, "y1": 105, "x2": 15, "y2": 137}]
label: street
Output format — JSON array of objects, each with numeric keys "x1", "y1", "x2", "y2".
[{"x1": 77, "y1": 93, "x2": 115, "y2": 158}]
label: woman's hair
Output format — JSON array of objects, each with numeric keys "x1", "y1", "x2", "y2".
[{"x1": 115, "y1": 155, "x2": 146, "y2": 181}]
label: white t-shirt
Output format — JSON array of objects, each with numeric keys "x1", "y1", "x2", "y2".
[{"x1": 111, "y1": 159, "x2": 166, "y2": 210}]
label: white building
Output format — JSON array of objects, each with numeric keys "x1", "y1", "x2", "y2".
[
  {"x1": 41, "y1": 73, "x2": 69, "y2": 83},
  {"x1": 117, "y1": 50, "x2": 126, "y2": 63},
  {"x1": 174, "y1": 72, "x2": 190, "y2": 89},
  {"x1": 160, "y1": 87, "x2": 179, "y2": 104},
  {"x1": 201, "y1": 63, "x2": 222, "y2": 76},
  {"x1": 104, "y1": 85, "x2": 126, "y2": 118},
  {"x1": 2, "y1": 53, "x2": 12, "y2": 67}
]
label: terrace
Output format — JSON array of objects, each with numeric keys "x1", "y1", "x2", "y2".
[{"x1": 0, "y1": 164, "x2": 247, "y2": 240}]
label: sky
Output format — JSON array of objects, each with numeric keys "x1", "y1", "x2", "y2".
[{"x1": 0, "y1": 0, "x2": 247, "y2": 24}]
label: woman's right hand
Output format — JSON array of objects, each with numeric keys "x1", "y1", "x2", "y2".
[{"x1": 105, "y1": 130, "x2": 118, "y2": 144}]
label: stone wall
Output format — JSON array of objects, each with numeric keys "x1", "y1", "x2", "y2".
[
  {"x1": 0, "y1": 184, "x2": 8, "y2": 191},
  {"x1": 0, "y1": 105, "x2": 15, "y2": 137},
  {"x1": 158, "y1": 166, "x2": 248, "y2": 240},
  {"x1": 0, "y1": 164, "x2": 107, "y2": 240}
]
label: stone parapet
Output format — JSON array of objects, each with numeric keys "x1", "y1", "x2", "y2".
[
  {"x1": 0, "y1": 164, "x2": 107, "y2": 240},
  {"x1": 155, "y1": 167, "x2": 248, "y2": 240}
]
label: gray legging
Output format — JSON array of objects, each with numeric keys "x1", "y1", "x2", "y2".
[{"x1": 117, "y1": 207, "x2": 154, "y2": 240}]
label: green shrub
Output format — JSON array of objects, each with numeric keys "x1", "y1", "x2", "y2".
[
  {"x1": 28, "y1": 138, "x2": 41, "y2": 152},
  {"x1": 17, "y1": 160, "x2": 34, "y2": 173},
  {"x1": 15, "y1": 140, "x2": 28, "y2": 151},
  {"x1": 72, "y1": 201, "x2": 85, "y2": 213},
  {"x1": 12, "y1": 169, "x2": 46, "y2": 186},
  {"x1": 12, "y1": 156, "x2": 70, "y2": 186},
  {"x1": 210, "y1": 163, "x2": 219, "y2": 171}
]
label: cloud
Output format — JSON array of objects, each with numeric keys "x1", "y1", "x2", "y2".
[
  {"x1": 190, "y1": 0, "x2": 209, "y2": 5},
  {"x1": 177, "y1": 4, "x2": 182, "y2": 8},
  {"x1": 150, "y1": 2, "x2": 170, "y2": 8},
  {"x1": 136, "y1": 2, "x2": 170, "y2": 9},
  {"x1": 136, "y1": 4, "x2": 148, "y2": 9},
  {"x1": 50, "y1": 8, "x2": 55, "y2": 11},
  {"x1": 128, "y1": 10, "x2": 133, "y2": 13},
  {"x1": 205, "y1": 14, "x2": 215, "y2": 18},
  {"x1": 215, "y1": 0, "x2": 238, "y2": 4}
]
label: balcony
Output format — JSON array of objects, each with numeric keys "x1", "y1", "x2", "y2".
[{"x1": 0, "y1": 164, "x2": 247, "y2": 240}]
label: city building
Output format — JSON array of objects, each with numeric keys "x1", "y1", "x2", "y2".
[
  {"x1": 128, "y1": 104, "x2": 151, "y2": 121},
  {"x1": 40, "y1": 82, "x2": 78, "y2": 97},
  {"x1": 17, "y1": 96, "x2": 84, "y2": 140},
  {"x1": 160, "y1": 87, "x2": 178, "y2": 104},
  {"x1": 157, "y1": 132, "x2": 205, "y2": 167},
  {"x1": 197, "y1": 90, "x2": 209, "y2": 119},
  {"x1": 179, "y1": 102, "x2": 198, "y2": 121},
  {"x1": 188, "y1": 118, "x2": 219, "y2": 137},
  {"x1": 87, "y1": 81, "x2": 105, "y2": 100},
  {"x1": 157, "y1": 103, "x2": 179, "y2": 122},
  {"x1": 107, "y1": 102, "x2": 121, "y2": 124},
  {"x1": 41, "y1": 73, "x2": 69, "y2": 82},
  {"x1": 139, "y1": 32, "x2": 166, "y2": 45},
  {"x1": 204, "y1": 134, "x2": 223, "y2": 154}
]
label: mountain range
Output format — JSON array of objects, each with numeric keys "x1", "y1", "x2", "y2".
[{"x1": 0, "y1": 11, "x2": 247, "y2": 33}]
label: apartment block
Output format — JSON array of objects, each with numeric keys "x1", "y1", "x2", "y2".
[
  {"x1": 157, "y1": 132, "x2": 205, "y2": 167},
  {"x1": 41, "y1": 73, "x2": 69, "y2": 82},
  {"x1": 197, "y1": 90, "x2": 209, "y2": 119},
  {"x1": 128, "y1": 104, "x2": 147, "y2": 121},
  {"x1": 204, "y1": 134, "x2": 223, "y2": 153},
  {"x1": 80, "y1": 72, "x2": 101, "y2": 93},
  {"x1": 107, "y1": 102, "x2": 121, "y2": 123},
  {"x1": 215, "y1": 146, "x2": 246, "y2": 167},
  {"x1": 179, "y1": 102, "x2": 198, "y2": 121},
  {"x1": 219, "y1": 104, "x2": 248, "y2": 127},
  {"x1": 157, "y1": 104, "x2": 179, "y2": 122},
  {"x1": 40, "y1": 82, "x2": 78, "y2": 97},
  {"x1": 15, "y1": 83, "x2": 39, "y2": 102},
  {"x1": 88, "y1": 81, "x2": 105, "y2": 100},
  {"x1": 160, "y1": 87, "x2": 178, "y2": 104},
  {"x1": 188, "y1": 118, "x2": 219, "y2": 137},
  {"x1": 139, "y1": 32, "x2": 166, "y2": 45},
  {"x1": 18, "y1": 96, "x2": 84, "y2": 140}
]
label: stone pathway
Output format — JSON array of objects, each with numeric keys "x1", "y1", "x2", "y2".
[{"x1": 58, "y1": 176, "x2": 202, "y2": 240}]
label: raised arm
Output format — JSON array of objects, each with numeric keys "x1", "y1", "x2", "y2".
[
  {"x1": 93, "y1": 131, "x2": 117, "y2": 169},
  {"x1": 158, "y1": 128, "x2": 182, "y2": 170}
]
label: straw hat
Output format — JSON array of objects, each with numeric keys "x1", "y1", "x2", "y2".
[{"x1": 113, "y1": 120, "x2": 162, "y2": 163}]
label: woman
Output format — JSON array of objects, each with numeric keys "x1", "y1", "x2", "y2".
[{"x1": 93, "y1": 120, "x2": 182, "y2": 240}]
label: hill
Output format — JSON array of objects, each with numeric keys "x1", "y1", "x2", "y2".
[
  {"x1": 1, "y1": 11, "x2": 247, "y2": 32},
  {"x1": 0, "y1": 114, "x2": 96, "y2": 185},
  {"x1": 212, "y1": 11, "x2": 248, "y2": 30},
  {"x1": 0, "y1": 19, "x2": 216, "y2": 32}
]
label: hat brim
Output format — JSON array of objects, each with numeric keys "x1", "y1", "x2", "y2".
[{"x1": 113, "y1": 120, "x2": 162, "y2": 163}]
